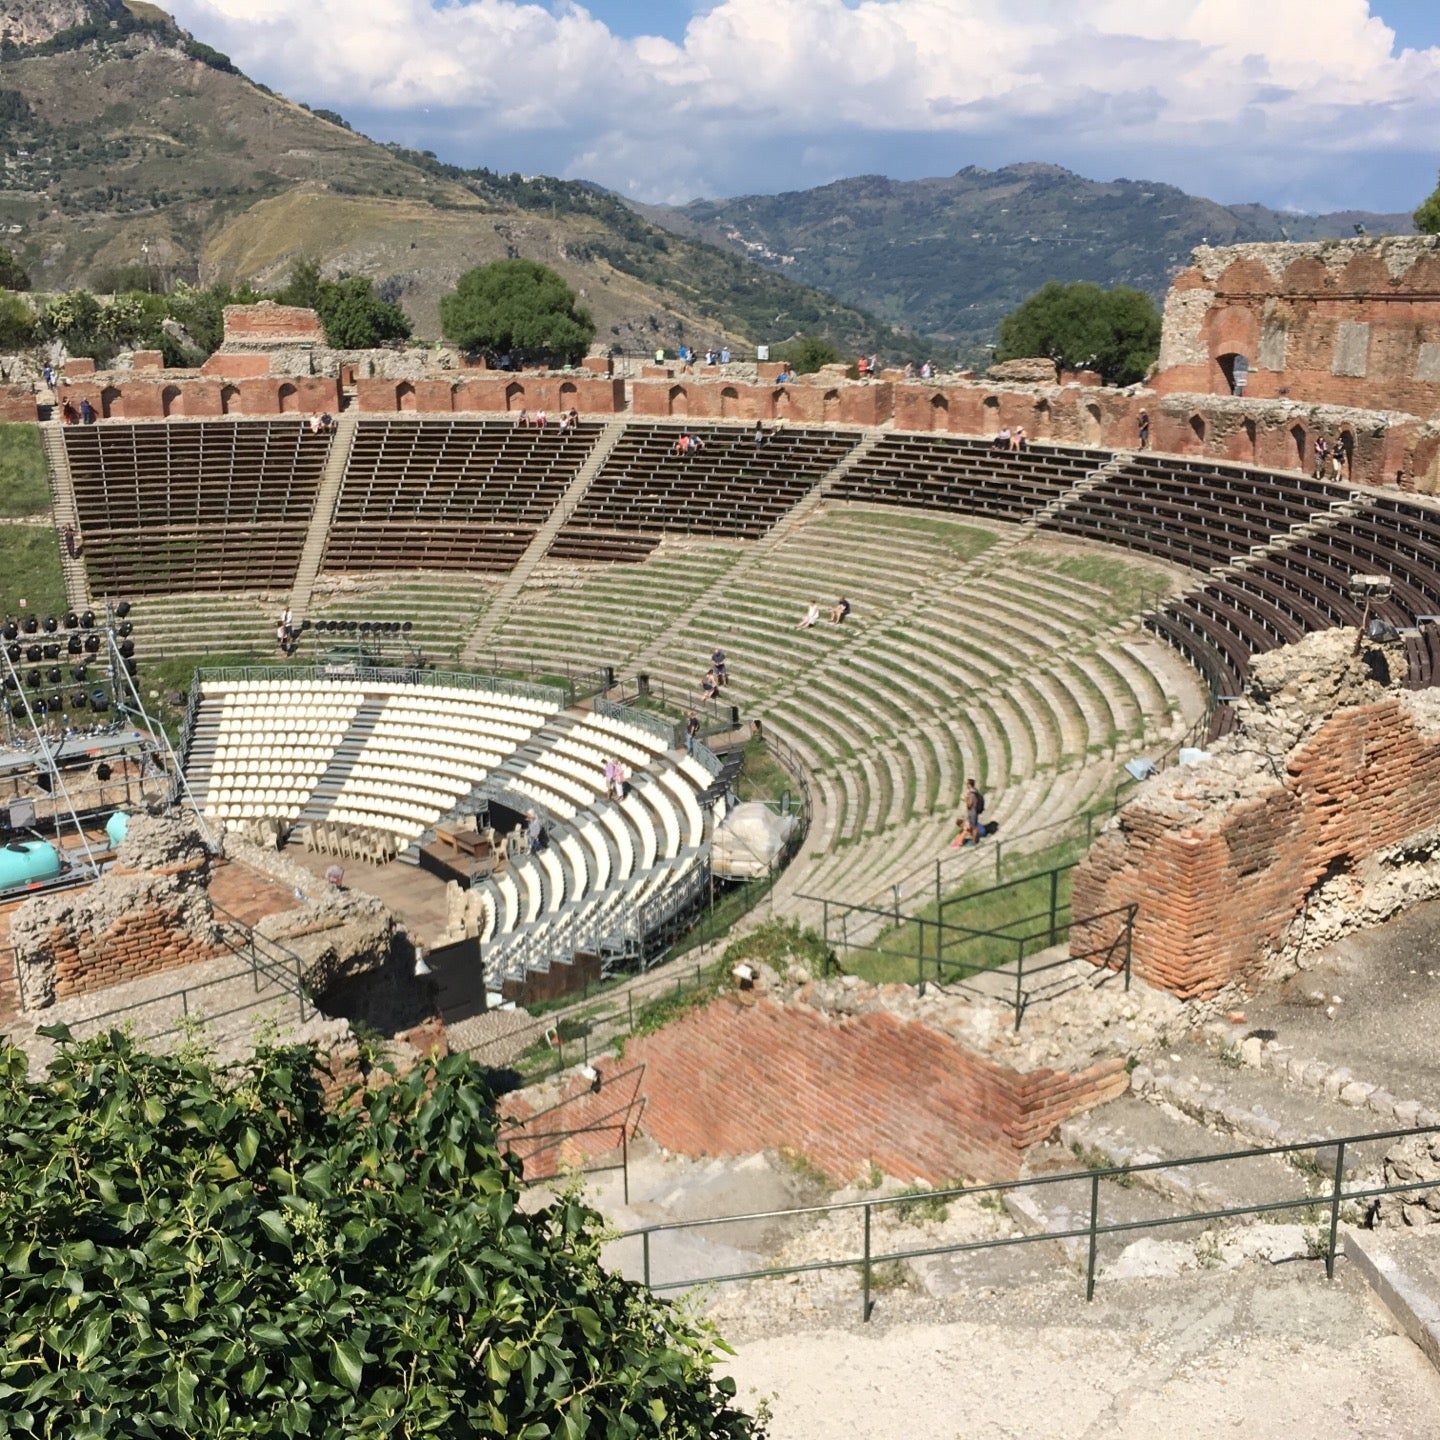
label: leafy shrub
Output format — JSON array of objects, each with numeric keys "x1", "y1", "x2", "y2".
[{"x1": 0, "y1": 1029, "x2": 763, "y2": 1437}]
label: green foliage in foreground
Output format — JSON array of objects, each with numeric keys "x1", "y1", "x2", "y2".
[
  {"x1": 997, "y1": 280, "x2": 1161, "y2": 386},
  {"x1": 0, "y1": 1030, "x2": 761, "y2": 1438}
]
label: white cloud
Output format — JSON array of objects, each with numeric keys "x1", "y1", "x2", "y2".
[{"x1": 161, "y1": 0, "x2": 1440, "y2": 207}]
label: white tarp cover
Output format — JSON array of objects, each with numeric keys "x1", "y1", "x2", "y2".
[{"x1": 711, "y1": 801, "x2": 797, "y2": 879}]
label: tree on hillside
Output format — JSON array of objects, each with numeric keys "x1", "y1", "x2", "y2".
[
  {"x1": 0, "y1": 247, "x2": 30, "y2": 292},
  {"x1": 0, "y1": 1028, "x2": 763, "y2": 1438},
  {"x1": 1415, "y1": 174, "x2": 1440, "y2": 234},
  {"x1": 0, "y1": 291, "x2": 33, "y2": 348},
  {"x1": 440, "y1": 259, "x2": 595, "y2": 365},
  {"x1": 775, "y1": 335, "x2": 840, "y2": 374},
  {"x1": 996, "y1": 281, "x2": 1161, "y2": 386},
  {"x1": 272, "y1": 261, "x2": 410, "y2": 348}
]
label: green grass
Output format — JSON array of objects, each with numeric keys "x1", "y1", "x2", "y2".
[
  {"x1": 0, "y1": 522, "x2": 68, "y2": 616},
  {"x1": 0, "y1": 424, "x2": 51, "y2": 518},
  {"x1": 736, "y1": 736, "x2": 797, "y2": 808},
  {"x1": 1040, "y1": 551, "x2": 1174, "y2": 617},
  {"x1": 844, "y1": 836, "x2": 1092, "y2": 985}
]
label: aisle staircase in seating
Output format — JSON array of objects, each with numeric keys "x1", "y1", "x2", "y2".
[
  {"x1": 288, "y1": 413, "x2": 357, "y2": 616},
  {"x1": 296, "y1": 699, "x2": 386, "y2": 824},
  {"x1": 464, "y1": 416, "x2": 629, "y2": 655},
  {"x1": 41, "y1": 425, "x2": 90, "y2": 609},
  {"x1": 626, "y1": 427, "x2": 884, "y2": 673}
]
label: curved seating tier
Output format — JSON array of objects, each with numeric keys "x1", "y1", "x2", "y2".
[
  {"x1": 65, "y1": 420, "x2": 331, "y2": 594},
  {"x1": 549, "y1": 422, "x2": 858, "y2": 561},
  {"x1": 322, "y1": 418, "x2": 604, "y2": 573},
  {"x1": 830, "y1": 434, "x2": 1114, "y2": 521}
]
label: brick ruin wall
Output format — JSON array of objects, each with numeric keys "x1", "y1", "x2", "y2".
[
  {"x1": 1070, "y1": 629, "x2": 1440, "y2": 999},
  {"x1": 542, "y1": 994, "x2": 1126, "y2": 1184},
  {"x1": 1155, "y1": 237, "x2": 1440, "y2": 417},
  {"x1": 7, "y1": 814, "x2": 220, "y2": 1011}
]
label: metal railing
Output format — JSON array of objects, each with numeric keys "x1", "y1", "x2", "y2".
[
  {"x1": 595, "y1": 694, "x2": 682, "y2": 751},
  {"x1": 808, "y1": 884, "x2": 1136, "y2": 1030},
  {"x1": 210, "y1": 900, "x2": 312, "y2": 1021},
  {"x1": 619, "y1": 1123, "x2": 1440, "y2": 1318},
  {"x1": 457, "y1": 960, "x2": 719, "y2": 1082}
]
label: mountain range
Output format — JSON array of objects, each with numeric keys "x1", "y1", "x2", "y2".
[
  {"x1": 638, "y1": 165, "x2": 1414, "y2": 360},
  {"x1": 0, "y1": 0, "x2": 913, "y2": 355},
  {"x1": 0, "y1": 1, "x2": 1418, "y2": 362}
]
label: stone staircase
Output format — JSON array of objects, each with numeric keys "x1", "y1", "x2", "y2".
[
  {"x1": 464, "y1": 416, "x2": 629, "y2": 655},
  {"x1": 625, "y1": 428, "x2": 884, "y2": 675},
  {"x1": 296, "y1": 699, "x2": 387, "y2": 824},
  {"x1": 288, "y1": 413, "x2": 357, "y2": 616},
  {"x1": 40, "y1": 424, "x2": 89, "y2": 609}
]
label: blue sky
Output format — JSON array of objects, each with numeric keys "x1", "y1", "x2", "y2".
[{"x1": 167, "y1": 0, "x2": 1440, "y2": 213}]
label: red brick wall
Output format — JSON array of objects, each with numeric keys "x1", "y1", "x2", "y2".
[
  {"x1": 499, "y1": 1062, "x2": 646, "y2": 1182},
  {"x1": 358, "y1": 375, "x2": 624, "y2": 414},
  {"x1": 1071, "y1": 694, "x2": 1440, "y2": 998},
  {"x1": 57, "y1": 375, "x2": 340, "y2": 419},
  {"x1": 222, "y1": 302, "x2": 325, "y2": 345},
  {"x1": 631, "y1": 377, "x2": 889, "y2": 426},
  {"x1": 1154, "y1": 246, "x2": 1440, "y2": 417},
  {"x1": 0, "y1": 387, "x2": 36, "y2": 422},
  {"x1": 604, "y1": 994, "x2": 1125, "y2": 1183}
]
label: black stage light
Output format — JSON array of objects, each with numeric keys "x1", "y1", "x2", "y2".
[
  {"x1": 300, "y1": 618, "x2": 312, "y2": 631},
  {"x1": 70, "y1": 664, "x2": 86, "y2": 682},
  {"x1": 118, "y1": 621, "x2": 133, "y2": 638},
  {"x1": 401, "y1": 620, "x2": 413, "y2": 634},
  {"x1": 8, "y1": 699, "x2": 22, "y2": 717},
  {"x1": 25, "y1": 669, "x2": 40, "y2": 688},
  {"x1": 115, "y1": 600, "x2": 131, "y2": 619},
  {"x1": 1, "y1": 619, "x2": 15, "y2": 641},
  {"x1": 80, "y1": 610, "x2": 94, "y2": 629},
  {"x1": 42, "y1": 615, "x2": 57, "y2": 634},
  {"x1": 83, "y1": 635, "x2": 100, "y2": 654},
  {"x1": 41, "y1": 643, "x2": 59, "y2": 661},
  {"x1": 5, "y1": 643, "x2": 17, "y2": 663},
  {"x1": 119, "y1": 640, "x2": 135, "y2": 659},
  {"x1": 47, "y1": 692, "x2": 62, "y2": 711},
  {"x1": 46, "y1": 667, "x2": 61, "y2": 685},
  {"x1": 24, "y1": 645, "x2": 40, "y2": 663},
  {"x1": 71, "y1": 690, "x2": 87, "y2": 709},
  {"x1": 359, "y1": 622, "x2": 372, "y2": 635},
  {"x1": 121, "y1": 655, "x2": 137, "y2": 675},
  {"x1": 91, "y1": 691, "x2": 109, "y2": 711},
  {"x1": 66, "y1": 636, "x2": 82, "y2": 655},
  {"x1": 36, "y1": 770, "x2": 51, "y2": 793},
  {"x1": 63, "y1": 612, "x2": 78, "y2": 629},
  {"x1": 95, "y1": 761, "x2": 111, "y2": 781},
  {"x1": 22, "y1": 617, "x2": 37, "y2": 634},
  {"x1": 1, "y1": 676, "x2": 14, "y2": 692}
]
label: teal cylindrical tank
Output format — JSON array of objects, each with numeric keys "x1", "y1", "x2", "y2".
[
  {"x1": 0, "y1": 840, "x2": 62, "y2": 891},
  {"x1": 106, "y1": 811, "x2": 129, "y2": 847}
]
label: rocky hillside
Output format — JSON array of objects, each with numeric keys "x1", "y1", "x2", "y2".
[
  {"x1": 0, "y1": 1, "x2": 915, "y2": 354},
  {"x1": 639, "y1": 164, "x2": 1414, "y2": 361}
]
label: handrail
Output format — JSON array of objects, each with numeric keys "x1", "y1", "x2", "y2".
[{"x1": 618, "y1": 1122, "x2": 1440, "y2": 1315}]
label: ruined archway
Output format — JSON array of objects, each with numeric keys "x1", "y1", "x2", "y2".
[
  {"x1": 982, "y1": 396, "x2": 1001, "y2": 435},
  {"x1": 667, "y1": 384, "x2": 688, "y2": 418},
  {"x1": 161, "y1": 385, "x2": 182, "y2": 418},
  {"x1": 1218, "y1": 353, "x2": 1250, "y2": 396},
  {"x1": 396, "y1": 382, "x2": 417, "y2": 413},
  {"x1": 1082, "y1": 403, "x2": 1102, "y2": 446},
  {"x1": 929, "y1": 393, "x2": 950, "y2": 431},
  {"x1": 99, "y1": 386, "x2": 121, "y2": 419},
  {"x1": 1189, "y1": 413, "x2": 1207, "y2": 446},
  {"x1": 823, "y1": 389, "x2": 841, "y2": 422},
  {"x1": 1290, "y1": 423, "x2": 1307, "y2": 471},
  {"x1": 720, "y1": 385, "x2": 740, "y2": 418},
  {"x1": 220, "y1": 385, "x2": 241, "y2": 415},
  {"x1": 277, "y1": 382, "x2": 300, "y2": 414},
  {"x1": 504, "y1": 381, "x2": 525, "y2": 411}
]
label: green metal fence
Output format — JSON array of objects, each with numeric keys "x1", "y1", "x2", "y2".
[{"x1": 619, "y1": 1122, "x2": 1440, "y2": 1318}]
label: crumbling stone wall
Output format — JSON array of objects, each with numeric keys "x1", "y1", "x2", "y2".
[
  {"x1": 9, "y1": 814, "x2": 219, "y2": 1008},
  {"x1": 1155, "y1": 237, "x2": 1440, "y2": 417},
  {"x1": 1071, "y1": 628, "x2": 1440, "y2": 998}
]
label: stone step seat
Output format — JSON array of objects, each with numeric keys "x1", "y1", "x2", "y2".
[
  {"x1": 1046, "y1": 654, "x2": 1119, "y2": 750},
  {"x1": 1133, "y1": 1042, "x2": 1397, "y2": 1180},
  {"x1": 942, "y1": 582, "x2": 1081, "y2": 651},
  {"x1": 1107, "y1": 639, "x2": 1180, "y2": 722},
  {"x1": 1004, "y1": 670, "x2": 1082, "y2": 763},
  {"x1": 910, "y1": 597, "x2": 1082, "y2": 671},
  {"x1": 1062, "y1": 647, "x2": 1148, "y2": 740},
  {"x1": 1057, "y1": 1093, "x2": 1317, "y2": 1219}
]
